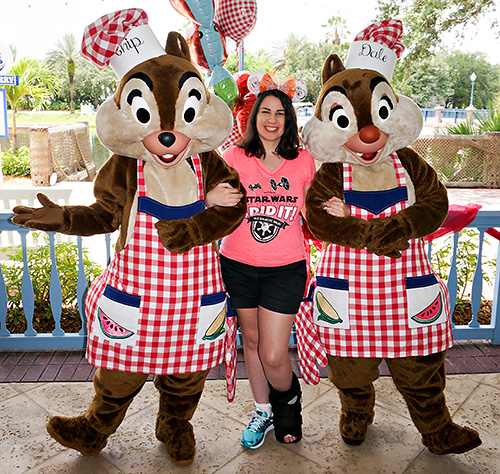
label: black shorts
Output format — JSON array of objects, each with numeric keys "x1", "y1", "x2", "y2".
[{"x1": 220, "y1": 254, "x2": 307, "y2": 315}]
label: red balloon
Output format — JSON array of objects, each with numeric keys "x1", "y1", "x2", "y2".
[
  {"x1": 187, "y1": 23, "x2": 228, "y2": 72},
  {"x1": 234, "y1": 70, "x2": 252, "y2": 98},
  {"x1": 235, "y1": 92, "x2": 256, "y2": 135},
  {"x1": 215, "y1": 0, "x2": 257, "y2": 44}
]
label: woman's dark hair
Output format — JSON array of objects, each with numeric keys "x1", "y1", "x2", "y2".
[{"x1": 238, "y1": 88, "x2": 300, "y2": 160}]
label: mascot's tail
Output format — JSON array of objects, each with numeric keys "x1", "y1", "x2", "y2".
[{"x1": 295, "y1": 291, "x2": 328, "y2": 385}]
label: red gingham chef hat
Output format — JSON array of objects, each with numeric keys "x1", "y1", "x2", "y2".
[
  {"x1": 81, "y1": 9, "x2": 166, "y2": 78},
  {"x1": 345, "y1": 19, "x2": 404, "y2": 81}
]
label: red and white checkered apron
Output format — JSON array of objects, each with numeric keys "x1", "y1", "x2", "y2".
[
  {"x1": 85, "y1": 157, "x2": 227, "y2": 374},
  {"x1": 312, "y1": 153, "x2": 453, "y2": 358}
]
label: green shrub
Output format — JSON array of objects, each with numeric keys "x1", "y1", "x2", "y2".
[
  {"x1": 442, "y1": 109, "x2": 500, "y2": 135},
  {"x1": 478, "y1": 109, "x2": 500, "y2": 133},
  {"x1": 443, "y1": 119, "x2": 477, "y2": 135},
  {"x1": 1, "y1": 234, "x2": 103, "y2": 326},
  {"x1": 1, "y1": 146, "x2": 31, "y2": 177}
]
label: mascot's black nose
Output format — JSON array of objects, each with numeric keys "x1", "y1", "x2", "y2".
[{"x1": 158, "y1": 132, "x2": 176, "y2": 148}]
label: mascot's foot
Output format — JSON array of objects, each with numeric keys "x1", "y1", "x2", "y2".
[
  {"x1": 339, "y1": 411, "x2": 374, "y2": 446},
  {"x1": 46, "y1": 415, "x2": 108, "y2": 457},
  {"x1": 156, "y1": 416, "x2": 195, "y2": 466},
  {"x1": 422, "y1": 422, "x2": 482, "y2": 455}
]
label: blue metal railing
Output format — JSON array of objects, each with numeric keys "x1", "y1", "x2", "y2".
[
  {"x1": 0, "y1": 210, "x2": 112, "y2": 349},
  {"x1": 0, "y1": 209, "x2": 499, "y2": 349},
  {"x1": 421, "y1": 108, "x2": 489, "y2": 123},
  {"x1": 435, "y1": 210, "x2": 499, "y2": 344}
]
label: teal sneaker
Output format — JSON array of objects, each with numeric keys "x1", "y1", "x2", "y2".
[{"x1": 241, "y1": 409, "x2": 274, "y2": 449}]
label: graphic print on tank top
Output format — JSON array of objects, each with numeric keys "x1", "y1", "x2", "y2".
[{"x1": 246, "y1": 175, "x2": 299, "y2": 243}]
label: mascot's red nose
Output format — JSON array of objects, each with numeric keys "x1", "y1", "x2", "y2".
[{"x1": 359, "y1": 125, "x2": 380, "y2": 144}]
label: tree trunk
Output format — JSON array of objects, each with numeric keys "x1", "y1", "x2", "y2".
[
  {"x1": 69, "y1": 75, "x2": 75, "y2": 114},
  {"x1": 11, "y1": 108, "x2": 18, "y2": 152}
]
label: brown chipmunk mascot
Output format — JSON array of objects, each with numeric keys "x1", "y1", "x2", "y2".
[
  {"x1": 298, "y1": 20, "x2": 481, "y2": 455},
  {"x1": 12, "y1": 9, "x2": 245, "y2": 466}
]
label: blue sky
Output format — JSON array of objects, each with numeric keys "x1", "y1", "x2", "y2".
[{"x1": 1, "y1": 0, "x2": 498, "y2": 66}]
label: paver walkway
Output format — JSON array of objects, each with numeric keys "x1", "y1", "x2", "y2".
[{"x1": 1, "y1": 340, "x2": 500, "y2": 383}]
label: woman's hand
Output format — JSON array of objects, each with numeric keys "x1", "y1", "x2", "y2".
[
  {"x1": 206, "y1": 183, "x2": 244, "y2": 208},
  {"x1": 321, "y1": 196, "x2": 351, "y2": 217}
]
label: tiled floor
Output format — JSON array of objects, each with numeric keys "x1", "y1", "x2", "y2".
[
  {"x1": 1, "y1": 343, "x2": 500, "y2": 473},
  {"x1": 1, "y1": 341, "x2": 500, "y2": 383}
]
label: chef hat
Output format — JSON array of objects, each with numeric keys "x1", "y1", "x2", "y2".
[
  {"x1": 81, "y1": 8, "x2": 166, "y2": 79},
  {"x1": 344, "y1": 19, "x2": 404, "y2": 81}
]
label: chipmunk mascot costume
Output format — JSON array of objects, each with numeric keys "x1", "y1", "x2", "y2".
[
  {"x1": 296, "y1": 19, "x2": 481, "y2": 455},
  {"x1": 12, "y1": 9, "x2": 246, "y2": 466}
]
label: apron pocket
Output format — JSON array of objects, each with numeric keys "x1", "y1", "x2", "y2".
[
  {"x1": 406, "y1": 274, "x2": 447, "y2": 328},
  {"x1": 196, "y1": 291, "x2": 227, "y2": 344},
  {"x1": 96, "y1": 285, "x2": 141, "y2": 345},
  {"x1": 313, "y1": 276, "x2": 350, "y2": 329}
]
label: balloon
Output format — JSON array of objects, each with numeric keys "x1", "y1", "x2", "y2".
[
  {"x1": 169, "y1": 0, "x2": 248, "y2": 108},
  {"x1": 233, "y1": 70, "x2": 252, "y2": 99},
  {"x1": 187, "y1": 22, "x2": 227, "y2": 72},
  {"x1": 215, "y1": 0, "x2": 257, "y2": 44},
  {"x1": 246, "y1": 71, "x2": 265, "y2": 95},
  {"x1": 235, "y1": 92, "x2": 257, "y2": 135},
  {"x1": 209, "y1": 65, "x2": 239, "y2": 107},
  {"x1": 293, "y1": 78, "x2": 308, "y2": 102},
  {"x1": 170, "y1": 0, "x2": 215, "y2": 26}
]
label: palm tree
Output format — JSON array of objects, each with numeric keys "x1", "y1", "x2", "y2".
[
  {"x1": 46, "y1": 34, "x2": 78, "y2": 113},
  {"x1": 4, "y1": 57, "x2": 59, "y2": 151},
  {"x1": 271, "y1": 33, "x2": 304, "y2": 73},
  {"x1": 322, "y1": 16, "x2": 350, "y2": 46}
]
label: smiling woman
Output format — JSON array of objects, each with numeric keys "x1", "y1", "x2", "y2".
[{"x1": 218, "y1": 87, "x2": 325, "y2": 448}]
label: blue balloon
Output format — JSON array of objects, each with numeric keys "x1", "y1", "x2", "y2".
[
  {"x1": 198, "y1": 24, "x2": 225, "y2": 71},
  {"x1": 184, "y1": 0, "x2": 214, "y2": 27}
]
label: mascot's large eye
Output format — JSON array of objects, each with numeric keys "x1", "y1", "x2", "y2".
[
  {"x1": 128, "y1": 90, "x2": 151, "y2": 124},
  {"x1": 378, "y1": 96, "x2": 393, "y2": 121},
  {"x1": 183, "y1": 90, "x2": 201, "y2": 124},
  {"x1": 329, "y1": 105, "x2": 350, "y2": 129}
]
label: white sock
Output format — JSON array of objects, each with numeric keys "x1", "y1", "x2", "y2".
[{"x1": 255, "y1": 402, "x2": 272, "y2": 417}]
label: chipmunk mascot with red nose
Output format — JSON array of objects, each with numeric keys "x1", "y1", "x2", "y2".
[
  {"x1": 12, "y1": 9, "x2": 246, "y2": 466},
  {"x1": 299, "y1": 20, "x2": 481, "y2": 455}
]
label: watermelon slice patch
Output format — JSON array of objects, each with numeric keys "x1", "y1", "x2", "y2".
[
  {"x1": 97, "y1": 308, "x2": 134, "y2": 339},
  {"x1": 411, "y1": 293, "x2": 443, "y2": 324}
]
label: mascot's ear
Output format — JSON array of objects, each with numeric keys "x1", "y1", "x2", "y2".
[
  {"x1": 165, "y1": 31, "x2": 191, "y2": 62},
  {"x1": 322, "y1": 54, "x2": 345, "y2": 84}
]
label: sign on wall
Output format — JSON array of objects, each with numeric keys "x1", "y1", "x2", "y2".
[
  {"x1": 0, "y1": 88, "x2": 7, "y2": 138},
  {"x1": 0, "y1": 41, "x2": 13, "y2": 139},
  {"x1": 0, "y1": 75, "x2": 18, "y2": 86}
]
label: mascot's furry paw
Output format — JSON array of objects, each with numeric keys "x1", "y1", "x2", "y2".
[
  {"x1": 155, "y1": 219, "x2": 198, "y2": 254},
  {"x1": 46, "y1": 415, "x2": 108, "y2": 457},
  {"x1": 12, "y1": 193, "x2": 66, "y2": 232},
  {"x1": 339, "y1": 411, "x2": 374, "y2": 446},
  {"x1": 422, "y1": 421, "x2": 481, "y2": 455},
  {"x1": 156, "y1": 415, "x2": 195, "y2": 466}
]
